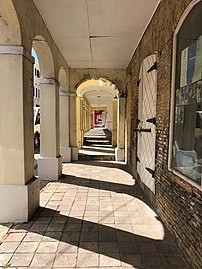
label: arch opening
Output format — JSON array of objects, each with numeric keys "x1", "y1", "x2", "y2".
[
  {"x1": 32, "y1": 36, "x2": 56, "y2": 175},
  {"x1": 76, "y1": 78, "x2": 120, "y2": 162}
]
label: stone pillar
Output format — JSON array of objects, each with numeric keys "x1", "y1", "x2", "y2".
[
  {"x1": 60, "y1": 90, "x2": 71, "y2": 162},
  {"x1": 93, "y1": 111, "x2": 96, "y2": 127},
  {"x1": 115, "y1": 97, "x2": 126, "y2": 161},
  {"x1": 70, "y1": 92, "x2": 79, "y2": 160},
  {"x1": 112, "y1": 99, "x2": 118, "y2": 146},
  {"x1": 106, "y1": 103, "x2": 113, "y2": 131},
  {"x1": 0, "y1": 45, "x2": 39, "y2": 222},
  {"x1": 38, "y1": 78, "x2": 62, "y2": 180},
  {"x1": 76, "y1": 96, "x2": 82, "y2": 149}
]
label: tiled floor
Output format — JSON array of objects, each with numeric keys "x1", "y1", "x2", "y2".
[{"x1": 0, "y1": 162, "x2": 191, "y2": 269}]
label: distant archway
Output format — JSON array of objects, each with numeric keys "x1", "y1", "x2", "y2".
[{"x1": 76, "y1": 78, "x2": 120, "y2": 160}]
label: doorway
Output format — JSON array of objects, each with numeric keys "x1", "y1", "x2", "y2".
[{"x1": 137, "y1": 54, "x2": 157, "y2": 193}]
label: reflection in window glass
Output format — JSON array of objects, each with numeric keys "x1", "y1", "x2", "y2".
[{"x1": 172, "y1": 2, "x2": 202, "y2": 187}]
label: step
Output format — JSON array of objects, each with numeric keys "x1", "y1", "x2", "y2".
[
  {"x1": 79, "y1": 154, "x2": 115, "y2": 161},
  {"x1": 84, "y1": 140, "x2": 111, "y2": 145}
]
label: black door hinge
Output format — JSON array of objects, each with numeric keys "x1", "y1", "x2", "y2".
[
  {"x1": 146, "y1": 117, "x2": 156, "y2": 125},
  {"x1": 145, "y1": 167, "x2": 155, "y2": 177},
  {"x1": 134, "y1": 128, "x2": 151, "y2": 133},
  {"x1": 137, "y1": 79, "x2": 141, "y2": 87},
  {"x1": 137, "y1": 156, "x2": 140, "y2": 163},
  {"x1": 147, "y1": 62, "x2": 157, "y2": 73}
]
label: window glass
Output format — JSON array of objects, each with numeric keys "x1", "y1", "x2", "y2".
[{"x1": 172, "y1": 2, "x2": 202, "y2": 187}]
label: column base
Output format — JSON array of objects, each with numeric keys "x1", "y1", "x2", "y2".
[
  {"x1": 38, "y1": 156, "x2": 62, "y2": 180},
  {"x1": 72, "y1": 147, "x2": 79, "y2": 161},
  {"x1": 115, "y1": 148, "x2": 125, "y2": 161},
  {"x1": 60, "y1": 147, "x2": 71, "y2": 163},
  {"x1": 0, "y1": 178, "x2": 39, "y2": 223}
]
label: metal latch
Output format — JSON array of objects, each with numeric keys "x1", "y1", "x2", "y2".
[{"x1": 146, "y1": 117, "x2": 156, "y2": 125}]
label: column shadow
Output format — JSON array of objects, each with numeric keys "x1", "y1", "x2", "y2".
[{"x1": 10, "y1": 207, "x2": 189, "y2": 269}]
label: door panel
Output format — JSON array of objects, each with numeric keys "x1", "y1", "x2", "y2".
[{"x1": 137, "y1": 54, "x2": 157, "y2": 193}]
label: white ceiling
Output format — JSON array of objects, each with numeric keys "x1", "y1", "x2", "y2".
[
  {"x1": 85, "y1": 90, "x2": 114, "y2": 107},
  {"x1": 33, "y1": 0, "x2": 160, "y2": 68}
]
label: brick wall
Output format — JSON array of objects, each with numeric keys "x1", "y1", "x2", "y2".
[{"x1": 126, "y1": 0, "x2": 202, "y2": 268}]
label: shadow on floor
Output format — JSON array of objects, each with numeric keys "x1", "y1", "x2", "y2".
[{"x1": 9, "y1": 206, "x2": 190, "y2": 269}]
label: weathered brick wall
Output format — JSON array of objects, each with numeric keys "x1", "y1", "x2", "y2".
[{"x1": 126, "y1": 0, "x2": 202, "y2": 268}]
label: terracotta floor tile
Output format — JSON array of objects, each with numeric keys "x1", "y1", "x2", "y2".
[
  {"x1": 80, "y1": 232, "x2": 98, "y2": 242},
  {"x1": 100, "y1": 253, "x2": 121, "y2": 267},
  {"x1": 57, "y1": 241, "x2": 78, "y2": 253},
  {"x1": 23, "y1": 232, "x2": 43, "y2": 242},
  {"x1": 53, "y1": 253, "x2": 77, "y2": 267},
  {"x1": 30, "y1": 253, "x2": 55, "y2": 267},
  {"x1": 79, "y1": 242, "x2": 98, "y2": 253},
  {"x1": 16, "y1": 242, "x2": 39, "y2": 253},
  {"x1": 36, "y1": 241, "x2": 59, "y2": 253},
  {"x1": 61, "y1": 231, "x2": 80, "y2": 242},
  {"x1": 42, "y1": 231, "x2": 62, "y2": 242},
  {"x1": 0, "y1": 241, "x2": 20, "y2": 253},
  {"x1": 10, "y1": 253, "x2": 34, "y2": 267},
  {"x1": 99, "y1": 230, "x2": 118, "y2": 242},
  {"x1": 99, "y1": 242, "x2": 119, "y2": 253},
  {"x1": 0, "y1": 253, "x2": 13, "y2": 267},
  {"x1": 4, "y1": 232, "x2": 26, "y2": 242},
  {"x1": 121, "y1": 253, "x2": 144, "y2": 268},
  {"x1": 76, "y1": 253, "x2": 99, "y2": 267}
]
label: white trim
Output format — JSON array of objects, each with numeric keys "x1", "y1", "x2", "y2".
[
  {"x1": 0, "y1": 45, "x2": 35, "y2": 63},
  {"x1": 59, "y1": 90, "x2": 69, "y2": 96},
  {"x1": 40, "y1": 77, "x2": 60, "y2": 86},
  {"x1": 170, "y1": 168, "x2": 202, "y2": 191},
  {"x1": 168, "y1": 0, "x2": 202, "y2": 190},
  {"x1": 175, "y1": 0, "x2": 202, "y2": 34},
  {"x1": 69, "y1": 92, "x2": 77, "y2": 97}
]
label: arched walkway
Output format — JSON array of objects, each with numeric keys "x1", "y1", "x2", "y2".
[{"x1": 76, "y1": 79, "x2": 125, "y2": 161}]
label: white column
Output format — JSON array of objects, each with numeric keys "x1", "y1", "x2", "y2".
[
  {"x1": 38, "y1": 78, "x2": 62, "y2": 180},
  {"x1": 0, "y1": 45, "x2": 39, "y2": 222},
  {"x1": 115, "y1": 97, "x2": 126, "y2": 161},
  {"x1": 60, "y1": 90, "x2": 71, "y2": 162},
  {"x1": 70, "y1": 92, "x2": 79, "y2": 160},
  {"x1": 106, "y1": 103, "x2": 113, "y2": 131}
]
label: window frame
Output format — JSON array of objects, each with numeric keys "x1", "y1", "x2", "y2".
[{"x1": 168, "y1": 0, "x2": 202, "y2": 191}]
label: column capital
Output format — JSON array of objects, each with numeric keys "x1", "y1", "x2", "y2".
[
  {"x1": 40, "y1": 77, "x2": 60, "y2": 87},
  {"x1": 0, "y1": 45, "x2": 34, "y2": 63}
]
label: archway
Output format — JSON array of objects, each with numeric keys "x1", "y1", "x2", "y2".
[
  {"x1": 76, "y1": 78, "x2": 125, "y2": 161},
  {"x1": 32, "y1": 36, "x2": 62, "y2": 180}
]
